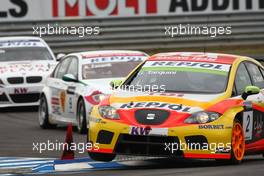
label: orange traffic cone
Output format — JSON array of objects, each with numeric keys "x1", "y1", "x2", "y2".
[{"x1": 61, "y1": 123, "x2": 75, "y2": 160}]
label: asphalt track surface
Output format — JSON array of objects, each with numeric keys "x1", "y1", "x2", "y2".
[{"x1": 0, "y1": 107, "x2": 264, "y2": 176}]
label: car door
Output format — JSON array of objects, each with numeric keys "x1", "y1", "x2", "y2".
[
  {"x1": 49, "y1": 57, "x2": 72, "y2": 118},
  {"x1": 234, "y1": 63, "x2": 253, "y2": 143},
  {"x1": 244, "y1": 62, "x2": 264, "y2": 145},
  {"x1": 234, "y1": 62, "x2": 264, "y2": 147},
  {"x1": 63, "y1": 56, "x2": 79, "y2": 119}
]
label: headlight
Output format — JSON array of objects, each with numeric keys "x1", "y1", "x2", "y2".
[
  {"x1": 184, "y1": 111, "x2": 221, "y2": 124},
  {"x1": 85, "y1": 91, "x2": 105, "y2": 105},
  {"x1": 94, "y1": 94, "x2": 106, "y2": 102},
  {"x1": 98, "y1": 105, "x2": 120, "y2": 120}
]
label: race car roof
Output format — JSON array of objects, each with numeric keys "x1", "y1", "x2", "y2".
[
  {"x1": 78, "y1": 50, "x2": 148, "y2": 59},
  {"x1": 148, "y1": 52, "x2": 239, "y2": 64}
]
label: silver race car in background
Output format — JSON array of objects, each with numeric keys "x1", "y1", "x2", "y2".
[
  {"x1": 39, "y1": 50, "x2": 148, "y2": 134},
  {"x1": 0, "y1": 37, "x2": 56, "y2": 107}
]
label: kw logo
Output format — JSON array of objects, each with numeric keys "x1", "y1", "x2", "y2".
[
  {"x1": 14, "y1": 88, "x2": 28, "y2": 94},
  {"x1": 130, "y1": 126, "x2": 152, "y2": 135}
]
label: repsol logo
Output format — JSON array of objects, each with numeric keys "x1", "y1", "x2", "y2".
[
  {"x1": 89, "y1": 56, "x2": 144, "y2": 63},
  {"x1": 151, "y1": 61, "x2": 225, "y2": 70},
  {"x1": 198, "y1": 125, "x2": 224, "y2": 129},
  {"x1": 169, "y1": 0, "x2": 264, "y2": 12},
  {"x1": 120, "y1": 102, "x2": 191, "y2": 112}
]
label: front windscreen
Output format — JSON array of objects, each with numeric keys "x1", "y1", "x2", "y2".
[
  {"x1": 82, "y1": 61, "x2": 142, "y2": 79},
  {"x1": 0, "y1": 47, "x2": 53, "y2": 62},
  {"x1": 124, "y1": 61, "x2": 231, "y2": 93}
]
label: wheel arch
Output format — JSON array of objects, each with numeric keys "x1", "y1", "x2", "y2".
[
  {"x1": 221, "y1": 105, "x2": 244, "y2": 124},
  {"x1": 233, "y1": 111, "x2": 243, "y2": 124},
  {"x1": 76, "y1": 96, "x2": 84, "y2": 112},
  {"x1": 76, "y1": 96, "x2": 86, "y2": 120},
  {"x1": 40, "y1": 86, "x2": 52, "y2": 115}
]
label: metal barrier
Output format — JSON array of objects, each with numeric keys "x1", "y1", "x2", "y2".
[{"x1": 0, "y1": 12, "x2": 264, "y2": 53}]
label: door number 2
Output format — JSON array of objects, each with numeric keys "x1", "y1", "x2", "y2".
[{"x1": 243, "y1": 111, "x2": 253, "y2": 141}]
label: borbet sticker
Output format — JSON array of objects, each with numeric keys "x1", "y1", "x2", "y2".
[
  {"x1": 143, "y1": 61, "x2": 231, "y2": 72},
  {"x1": 0, "y1": 40, "x2": 45, "y2": 48},
  {"x1": 129, "y1": 126, "x2": 168, "y2": 136},
  {"x1": 198, "y1": 125, "x2": 224, "y2": 129},
  {"x1": 118, "y1": 102, "x2": 202, "y2": 113}
]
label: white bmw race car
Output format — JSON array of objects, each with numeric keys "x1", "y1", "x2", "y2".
[
  {"x1": 39, "y1": 50, "x2": 148, "y2": 133},
  {"x1": 0, "y1": 37, "x2": 56, "y2": 107}
]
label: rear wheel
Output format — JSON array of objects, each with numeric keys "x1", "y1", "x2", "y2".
[
  {"x1": 38, "y1": 95, "x2": 56, "y2": 129},
  {"x1": 230, "y1": 121, "x2": 245, "y2": 164},
  {"x1": 77, "y1": 98, "x2": 87, "y2": 134},
  {"x1": 88, "y1": 152, "x2": 116, "y2": 162}
]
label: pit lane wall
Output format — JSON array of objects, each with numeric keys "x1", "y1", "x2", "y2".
[{"x1": 0, "y1": 0, "x2": 264, "y2": 53}]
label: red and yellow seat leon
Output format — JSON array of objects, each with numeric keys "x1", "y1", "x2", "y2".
[{"x1": 88, "y1": 52, "x2": 264, "y2": 164}]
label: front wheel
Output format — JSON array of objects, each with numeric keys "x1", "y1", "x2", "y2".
[
  {"x1": 38, "y1": 95, "x2": 56, "y2": 129},
  {"x1": 88, "y1": 152, "x2": 116, "y2": 162},
  {"x1": 230, "y1": 121, "x2": 245, "y2": 164},
  {"x1": 77, "y1": 98, "x2": 88, "y2": 134}
]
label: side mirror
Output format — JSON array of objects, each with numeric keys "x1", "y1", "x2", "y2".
[
  {"x1": 242, "y1": 86, "x2": 260, "y2": 100},
  {"x1": 62, "y1": 74, "x2": 78, "y2": 82},
  {"x1": 56, "y1": 53, "x2": 65, "y2": 61},
  {"x1": 110, "y1": 80, "x2": 123, "y2": 89}
]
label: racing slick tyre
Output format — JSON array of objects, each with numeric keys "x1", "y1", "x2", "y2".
[
  {"x1": 229, "y1": 120, "x2": 245, "y2": 164},
  {"x1": 38, "y1": 95, "x2": 56, "y2": 129},
  {"x1": 77, "y1": 98, "x2": 88, "y2": 134},
  {"x1": 88, "y1": 152, "x2": 116, "y2": 162}
]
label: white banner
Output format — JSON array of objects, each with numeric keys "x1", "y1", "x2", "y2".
[{"x1": 0, "y1": 0, "x2": 264, "y2": 22}]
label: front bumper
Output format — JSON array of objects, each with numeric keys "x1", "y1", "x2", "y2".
[
  {"x1": 0, "y1": 84, "x2": 44, "y2": 107},
  {"x1": 88, "y1": 108, "x2": 234, "y2": 159}
]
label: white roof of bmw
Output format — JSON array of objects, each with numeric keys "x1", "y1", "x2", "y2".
[{"x1": 69, "y1": 50, "x2": 148, "y2": 58}]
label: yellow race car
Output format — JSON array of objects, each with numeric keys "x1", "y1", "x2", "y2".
[{"x1": 88, "y1": 52, "x2": 264, "y2": 164}]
